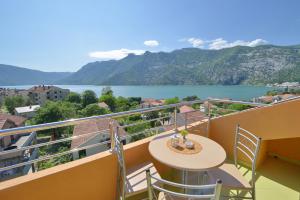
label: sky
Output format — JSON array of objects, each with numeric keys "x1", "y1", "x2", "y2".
[{"x1": 0, "y1": 0, "x2": 300, "y2": 72}]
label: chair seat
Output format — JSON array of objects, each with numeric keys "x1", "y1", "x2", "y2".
[
  {"x1": 158, "y1": 192, "x2": 187, "y2": 200},
  {"x1": 125, "y1": 161, "x2": 161, "y2": 196},
  {"x1": 208, "y1": 163, "x2": 251, "y2": 189}
]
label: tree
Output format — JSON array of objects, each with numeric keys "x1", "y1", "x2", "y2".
[
  {"x1": 4, "y1": 95, "x2": 29, "y2": 114},
  {"x1": 101, "y1": 86, "x2": 113, "y2": 96},
  {"x1": 164, "y1": 97, "x2": 180, "y2": 105},
  {"x1": 115, "y1": 96, "x2": 130, "y2": 112},
  {"x1": 32, "y1": 101, "x2": 77, "y2": 139},
  {"x1": 82, "y1": 90, "x2": 97, "y2": 107},
  {"x1": 99, "y1": 94, "x2": 117, "y2": 111},
  {"x1": 65, "y1": 92, "x2": 81, "y2": 103},
  {"x1": 182, "y1": 95, "x2": 199, "y2": 101},
  {"x1": 80, "y1": 104, "x2": 109, "y2": 117}
]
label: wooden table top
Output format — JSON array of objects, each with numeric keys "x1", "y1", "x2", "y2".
[{"x1": 149, "y1": 133, "x2": 226, "y2": 171}]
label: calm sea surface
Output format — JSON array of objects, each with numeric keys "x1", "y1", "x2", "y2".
[{"x1": 1, "y1": 85, "x2": 273, "y2": 101}]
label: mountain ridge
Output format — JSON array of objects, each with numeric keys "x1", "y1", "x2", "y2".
[
  {"x1": 59, "y1": 44, "x2": 300, "y2": 85},
  {"x1": 0, "y1": 64, "x2": 72, "y2": 86},
  {"x1": 2, "y1": 44, "x2": 300, "y2": 86}
]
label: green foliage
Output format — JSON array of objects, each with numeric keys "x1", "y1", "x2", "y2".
[
  {"x1": 115, "y1": 96, "x2": 130, "y2": 112},
  {"x1": 31, "y1": 101, "x2": 77, "y2": 139},
  {"x1": 4, "y1": 95, "x2": 30, "y2": 114},
  {"x1": 65, "y1": 92, "x2": 81, "y2": 103},
  {"x1": 180, "y1": 130, "x2": 189, "y2": 138},
  {"x1": 81, "y1": 90, "x2": 97, "y2": 107},
  {"x1": 164, "y1": 97, "x2": 180, "y2": 105},
  {"x1": 227, "y1": 104, "x2": 252, "y2": 111},
  {"x1": 80, "y1": 103, "x2": 109, "y2": 117},
  {"x1": 32, "y1": 101, "x2": 77, "y2": 124},
  {"x1": 266, "y1": 90, "x2": 279, "y2": 96},
  {"x1": 128, "y1": 97, "x2": 142, "y2": 104},
  {"x1": 99, "y1": 94, "x2": 117, "y2": 111},
  {"x1": 37, "y1": 145, "x2": 72, "y2": 171},
  {"x1": 101, "y1": 86, "x2": 113, "y2": 96},
  {"x1": 182, "y1": 95, "x2": 199, "y2": 101}
]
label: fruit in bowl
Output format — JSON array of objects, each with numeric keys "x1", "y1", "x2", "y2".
[{"x1": 185, "y1": 140, "x2": 194, "y2": 149}]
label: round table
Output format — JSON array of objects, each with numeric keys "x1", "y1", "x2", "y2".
[{"x1": 149, "y1": 133, "x2": 226, "y2": 171}]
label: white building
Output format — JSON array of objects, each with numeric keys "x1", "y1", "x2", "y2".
[
  {"x1": 14, "y1": 105, "x2": 40, "y2": 119},
  {"x1": 28, "y1": 85, "x2": 70, "y2": 105}
]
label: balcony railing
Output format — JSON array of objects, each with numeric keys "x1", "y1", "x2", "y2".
[{"x1": 0, "y1": 98, "x2": 267, "y2": 181}]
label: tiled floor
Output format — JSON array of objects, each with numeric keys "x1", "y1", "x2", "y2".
[{"x1": 130, "y1": 156, "x2": 300, "y2": 200}]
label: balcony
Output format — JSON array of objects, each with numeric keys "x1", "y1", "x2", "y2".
[{"x1": 0, "y1": 98, "x2": 299, "y2": 200}]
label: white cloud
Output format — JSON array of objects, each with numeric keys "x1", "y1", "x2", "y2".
[
  {"x1": 186, "y1": 38, "x2": 205, "y2": 48},
  {"x1": 144, "y1": 40, "x2": 159, "y2": 47},
  {"x1": 208, "y1": 38, "x2": 268, "y2": 50},
  {"x1": 181, "y1": 37, "x2": 268, "y2": 50},
  {"x1": 89, "y1": 48, "x2": 145, "y2": 60}
]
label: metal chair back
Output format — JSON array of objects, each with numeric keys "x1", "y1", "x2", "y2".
[
  {"x1": 146, "y1": 169, "x2": 222, "y2": 200},
  {"x1": 113, "y1": 126, "x2": 127, "y2": 200},
  {"x1": 234, "y1": 125, "x2": 261, "y2": 189}
]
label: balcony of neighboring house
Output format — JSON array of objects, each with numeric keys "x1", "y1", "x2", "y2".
[
  {"x1": 0, "y1": 131, "x2": 37, "y2": 181},
  {"x1": 0, "y1": 98, "x2": 299, "y2": 200}
]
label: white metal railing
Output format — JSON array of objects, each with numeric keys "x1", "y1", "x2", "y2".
[{"x1": 0, "y1": 98, "x2": 267, "y2": 180}]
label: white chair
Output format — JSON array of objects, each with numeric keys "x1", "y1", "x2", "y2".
[
  {"x1": 113, "y1": 131, "x2": 161, "y2": 200},
  {"x1": 146, "y1": 169, "x2": 222, "y2": 200},
  {"x1": 207, "y1": 125, "x2": 261, "y2": 200}
]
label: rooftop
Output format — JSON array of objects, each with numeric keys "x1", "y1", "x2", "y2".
[
  {"x1": 14, "y1": 105, "x2": 40, "y2": 114},
  {"x1": 0, "y1": 114, "x2": 26, "y2": 127}
]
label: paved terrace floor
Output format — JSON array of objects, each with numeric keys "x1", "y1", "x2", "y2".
[{"x1": 129, "y1": 156, "x2": 300, "y2": 200}]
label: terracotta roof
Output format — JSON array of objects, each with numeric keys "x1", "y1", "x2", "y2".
[
  {"x1": 71, "y1": 118, "x2": 126, "y2": 149},
  {"x1": 258, "y1": 96, "x2": 273, "y2": 103},
  {"x1": 179, "y1": 105, "x2": 195, "y2": 113},
  {"x1": 163, "y1": 110, "x2": 207, "y2": 131},
  {"x1": 0, "y1": 119, "x2": 8, "y2": 129},
  {"x1": 0, "y1": 119, "x2": 17, "y2": 129},
  {"x1": 0, "y1": 114, "x2": 26, "y2": 127},
  {"x1": 98, "y1": 102, "x2": 109, "y2": 109},
  {"x1": 141, "y1": 98, "x2": 164, "y2": 107}
]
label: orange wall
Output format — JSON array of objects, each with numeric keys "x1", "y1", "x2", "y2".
[
  {"x1": 209, "y1": 99, "x2": 300, "y2": 166},
  {"x1": 267, "y1": 137, "x2": 300, "y2": 162}
]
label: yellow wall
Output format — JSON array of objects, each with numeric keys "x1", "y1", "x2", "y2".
[{"x1": 209, "y1": 99, "x2": 300, "y2": 166}]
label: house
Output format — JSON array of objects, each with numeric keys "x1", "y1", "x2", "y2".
[
  {"x1": 163, "y1": 105, "x2": 207, "y2": 131},
  {"x1": 71, "y1": 118, "x2": 126, "y2": 160},
  {"x1": 253, "y1": 94, "x2": 299, "y2": 104},
  {"x1": 0, "y1": 88, "x2": 28, "y2": 104},
  {"x1": 253, "y1": 96, "x2": 274, "y2": 104},
  {"x1": 14, "y1": 105, "x2": 40, "y2": 119},
  {"x1": 0, "y1": 114, "x2": 37, "y2": 181},
  {"x1": 28, "y1": 85, "x2": 70, "y2": 105},
  {"x1": 141, "y1": 98, "x2": 165, "y2": 108},
  {"x1": 98, "y1": 102, "x2": 110, "y2": 110}
]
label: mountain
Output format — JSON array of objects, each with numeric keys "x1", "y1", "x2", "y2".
[
  {"x1": 0, "y1": 64, "x2": 72, "y2": 85},
  {"x1": 59, "y1": 45, "x2": 300, "y2": 85}
]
